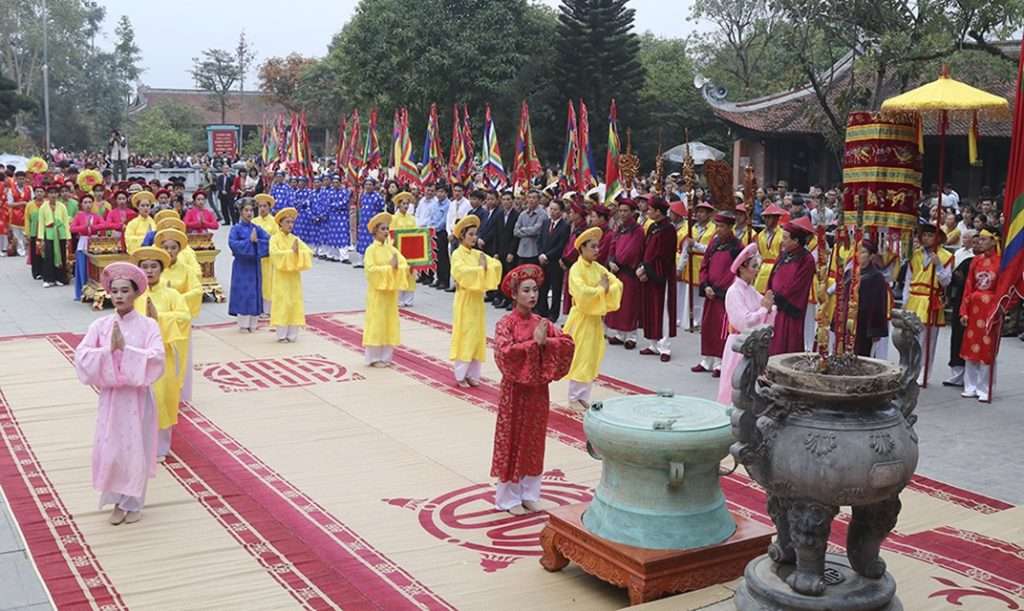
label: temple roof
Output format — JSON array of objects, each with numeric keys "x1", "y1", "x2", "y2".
[
  {"x1": 129, "y1": 86, "x2": 288, "y2": 127},
  {"x1": 703, "y1": 48, "x2": 1018, "y2": 138}
]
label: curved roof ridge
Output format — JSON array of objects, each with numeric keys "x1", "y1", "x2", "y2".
[{"x1": 701, "y1": 49, "x2": 859, "y2": 112}]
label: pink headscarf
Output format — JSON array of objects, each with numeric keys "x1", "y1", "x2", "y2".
[
  {"x1": 100, "y1": 261, "x2": 148, "y2": 296},
  {"x1": 730, "y1": 242, "x2": 760, "y2": 275}
]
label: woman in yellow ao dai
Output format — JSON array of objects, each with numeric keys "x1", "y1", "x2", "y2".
[
  {"x1": 362, "y1": 212, "x2": 411, "y2": 367},
  {"x1": 155, "y1": 228, "x2": 203, "y2": 403},
  {"x1": 449, "y1": 214, "x2": 502, "y2": 387},
  {"x1": 269, "y1": 207, "x2": 314, "y2": 342},
  {"x1": 563, "y1": 227, "x2": 622, "y2": 410},
  {"x1": 123, "y1": 192, "x2": 157, "y2": 254},
  {"x1": 252, "y1": 194, "x2": 279, "y2": 314},
  {"x1": 390, "y1": 192, "x2": 419, "y2": 307},
  {"x1": 131, "y1": 247, "x2": 191, "y2": 460}
]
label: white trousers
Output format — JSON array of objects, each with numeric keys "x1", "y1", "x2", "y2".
[
  {"x1": 568, "y1": 380, "x2": 592, "y2": 403},
  {"x1": 804, "y1": 304, "x2": 817, "y2": 352},
  {"x1": 364, "y1": 345, "x2": 395, "y2": 365},
  {"x1": 237, "y1": 315, "x2": 258, "y2": 331},
  {"x1": 495, "y1": 475, "x2": 542, "y2": 510},
  {"x1": 917, "y1": 325, "x2": 941, "y2": 386},
  {"x1": 262, "y1": 299, "x2": 272, "y2": 315},
  {"x1": 276, "y1": 326, "x2": 300, "y2": 341},
  {"x1": 350, "y1": 251, "x2": 364, "y2": 267},
  {"x1": 947, "y1": 365, "x2": 965, "y2": 385},
  {"x1": 398, "y1": 290, "x2": 415, "y2": 306},
  {"x1": 608, "y1": 329, "x2": 637, "y2": 343},
  {"x1": 699, "y1": 356, "x2": 721, "y2": 371},
  {"x1": 157, "y1": 426, "x2": 173, "y2": 459},
  {"x1": 453, "y1": 360, "x2": 482, "y2": 383},
  {"x1": 964, "y1": 360, "x2": 992, "y2": 399},
  {"x1": 680, "y1": 283, "x2": 703, "y2": 328},
  {"x1": 10, "y1": 227, "x2": 26, "y2": 256},
  {"x1": 0, "y1": 234, "x2": 7, "y2": 255},
  {"x1": 643, "y1": 336, "x2": 672, "y2": 355}
]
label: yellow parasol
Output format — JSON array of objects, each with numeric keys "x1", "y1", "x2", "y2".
[
  {"x1": 881, "y1": 68, "x2": 1008, "y2": 182},
  {"x1": 880, "y1": 67, "x2": 1008, "y2": 388}
]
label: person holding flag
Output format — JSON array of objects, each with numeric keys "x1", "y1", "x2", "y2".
[{"x1": 904, "y1": 222, "x2": 953, "y2": 386}]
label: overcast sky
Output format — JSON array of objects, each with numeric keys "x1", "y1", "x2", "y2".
[{"x1": 96, "y1": 0, "x2": 701, "y2": 89}]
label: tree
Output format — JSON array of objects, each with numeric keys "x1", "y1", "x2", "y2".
[
  {"x1": 554, "y1": 0, "x2": 645, "y2": 165},
  {"x1": 317, "y1": 0, "x2": 559, "y2": 165},
  {"x1": 190, "y1": 48, "x2": 240, "y2": 124},
  {"x1": 696, "y1": 0, "x2": 1024, "y2": 151},
  {"x1": 127, "y1": 106, "x2": 193, "y2": 155},
  {"x1": 0, "y1": 72, "x2": 35, "y2": 125},
  {"x1": 632, "y1": 35, "x2": 727, "y2": 167},
  {"x1": 113, "y1": 16, "x2": 142, "y2": 120},
  {"x1": 258, "y1": 54, "x2": 320, "y2": 111}
]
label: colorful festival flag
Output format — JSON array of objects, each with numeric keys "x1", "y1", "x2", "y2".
[
  {"x1": 512, "y1": 100, "x2": 541, "y2": 187},
  {"x1": 576, "y1": 99, "x2": 596, "y2": 192},
  {"x1": 363, "y1": 108, "x2": 382, "y2": 174},
  {"x1": 421, "y1": 103, "x2": 445, "y2": 185},
  {"x1": 347, "y1": 110, "x2": 362, "y2": 184},
  {"x1": 396, "y1": 108, "x2": 420, "y2": 186},
  {"x1": 449, "y1": 104, "x2": 467, "y2": 184},
  {"x1": 461, "y1": 104, "x2": 475, "y2": 182},
  {"x1": 561, "y1": 100, "x2": 579, "y2": 190},
  {"x1": 604, "y1": 98, "x2": 623, "y2": 205},
  {"x1": 994, "y1": 39, "x2": 1024, "y2": 319},
  {"x1": 336, "y1": 117, "x2": 348, "y2": 171},
  {"x1": 481, "y1": 105, "x2": 507, "y2": 187}
]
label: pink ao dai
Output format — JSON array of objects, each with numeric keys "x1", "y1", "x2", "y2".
[
  {"x1": 716, "y1": 277, "x2": 776, "y2": 405},
  {"x1": 74, "y1": 310, "x2": 165, "y2": 506}
]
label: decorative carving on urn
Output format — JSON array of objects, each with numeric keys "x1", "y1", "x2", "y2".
[{"x1": 732, "y1": 310, "x2": 923, "y2": 608}]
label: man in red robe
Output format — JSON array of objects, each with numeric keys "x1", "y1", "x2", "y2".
[
  {"x1": 490, "y1": 264, "x2": 575, "y2": 514},
  {"x1": 694, "y1": 211, "x2": 742, "y2": 376},
  {"x1": 958, "y1": 228, "x2": 1001, "y2": 403},
  {"x1": 638, "y1": 196, "x2": 678, "y2": 362},
  {"x1": 768, "y1": 215, "x2": 816, "y2": 355},
  {"x1": 605, "y1": 199, "x2": 645, "y2": 349}
]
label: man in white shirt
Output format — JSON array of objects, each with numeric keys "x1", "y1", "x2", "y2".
[{"x1": 443, "y1": 183, "x2": 471, "y2": 290}]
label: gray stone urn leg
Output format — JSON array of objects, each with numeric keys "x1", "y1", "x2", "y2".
[
  {"x1": 847, "y1": 496, "x2": 901, "y2": 579},
  {"x1": 766, "y1": 495, "x2": 795, "y2": 564},
  {"x1": 786, "y1": 499, "x2": 838, "y2": 596}
]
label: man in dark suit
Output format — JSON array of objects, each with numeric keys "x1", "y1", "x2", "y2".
[
  {"x1": 537, "y1": 199, "x2": 570, "y2": 322},
  {"x1": 478, "y1": 190, "x2": 520, "y2": 308},
  {"x1": 215, "y1": 164, "x2": 235, "y2": 225}
]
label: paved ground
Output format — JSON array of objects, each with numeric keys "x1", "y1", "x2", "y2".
[{"x1": 0, "y1": 227, "x2": 1021, "y2": 610}]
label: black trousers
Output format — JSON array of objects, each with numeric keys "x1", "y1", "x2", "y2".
[
  {"x1": 220, "y1": 193, "x2": 237, "y2": 225},
  {"x1": 949, "y1": 301, "x2": 965, "y2": 368},
  {"x1": 29, "y1": 238, "x2": 44, "y2": 279},
  {"x1": 434, "y1": 230, "x2": 450, "y2": 286},
  {"x1": 538, "y1": 260, "x2": 564, "y2": 322},
  {"x1": 41, "y1": 239, "x2": 67, "y2": 284}
]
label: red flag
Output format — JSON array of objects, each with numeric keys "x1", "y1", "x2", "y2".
[
  {"x1": 461, "y1": 103, "x2": 475, "y2": 183},
  {"x1": 993, "y1": 39, "x2": 1024, "y2": 319}
]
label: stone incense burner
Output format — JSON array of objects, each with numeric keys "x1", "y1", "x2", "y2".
[{"x1": 731, "y1": 311, "x2": 923, "y2": 611}]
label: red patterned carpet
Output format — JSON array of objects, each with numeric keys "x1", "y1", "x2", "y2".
[{"x1": 0, "y1": 311, "x2": 1020, "y2": 610}]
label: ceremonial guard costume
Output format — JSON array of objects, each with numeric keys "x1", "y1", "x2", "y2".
[
  {"x1": 605, "y1": 200, "x2": 644, "y2": 348},
  {"x1": 638, "y1": 197, "x2": 678, "y2": 361},
  {"x1": 694, "y1": 212, "x2": 742, "y2": 375},
  {"x1": 903, "y1": 223, "x2": 953, "y2": 386},
  {"x1": 767, "y1": 216, "x2": 816, "y2": 356}
]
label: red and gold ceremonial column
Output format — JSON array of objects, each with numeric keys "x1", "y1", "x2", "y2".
[{"x1": 841, "y1": 111, "x2": 921, "y2": 239}]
